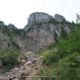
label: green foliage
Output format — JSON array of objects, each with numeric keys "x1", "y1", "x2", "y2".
[
  {"x1": 37, "y1": 24, "x2": 80, "y2": 80},
  {"x1": 37, "y1": 67, "x2": 56, "y2": 80},
  {"x1": 58, "y1": 52, "x2": 80, "y2": 80},
  {"x1": 58, "y1": 26, "x2": 80, "y2": 54},
  {"x1": 0, "y1": 50, "x2": 20, "y2": 72},
  {"x1": 49, "y1": 18, "x2": 67, "y2": 25},
  {"x1": 42, "y1": 49, "x2": 59, "y2": 64},
  {"x1": 49, "y1": 18, "x2": 59, "y2": 24}
]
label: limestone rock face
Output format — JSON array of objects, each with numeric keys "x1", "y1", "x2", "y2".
[
  {"x1": 0, "y1": 12, "x2": 71, "y2": 52},
  {"x1": 24, "y1": 12, "x2": 71, "y2": 51},
  {"x1": 28, "y1": 12, "x2": 52, "y2": 25},
  {"x1": 25, "y1": 24, "x2": 70, "y2": 51},
  {"x1": 0, "y1": 24, "x2": 19, "y2": 50},
  {"x1": 0, "y1": 12, "x2": 72, "y2": 80}
]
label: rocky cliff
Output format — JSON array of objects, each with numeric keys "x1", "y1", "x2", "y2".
[
  {"x1": 0, "y1": 12, "x2": 71, "y2": 52},
  {"x1": 24, "y1": 12, "x2": 71, "y2": 51}
]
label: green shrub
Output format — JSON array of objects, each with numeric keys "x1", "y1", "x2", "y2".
[
  {"x1": 37, "y1": 24, "x2": 80, "y2": 80},
  {"x1": 42, "y1": 50, "x2": 59, "y2": 64},
  {"x1": 0, "y1": 50, "x2": 20, "y2": 72}
]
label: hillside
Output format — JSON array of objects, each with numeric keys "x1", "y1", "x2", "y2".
[
  {"x1": 37, "y1": 24, "x2": 80, "y2": 80},
  {"x1": 0, "y1": 12, "x2": 71, "y2": 52},
  {"x1": 0, "y1": 12, "x2": 78, "y2": 80}
]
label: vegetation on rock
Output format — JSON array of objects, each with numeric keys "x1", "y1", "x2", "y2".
[{"x1": 37, "y1": 23, "x2": 80, "y2": 80}]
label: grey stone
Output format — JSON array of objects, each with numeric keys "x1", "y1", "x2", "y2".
[
  {"x1": 0, "y1": 12, "x2": 71, "y2": 52},
  {"x1": 27, "y1": 12, "x2": 52, "y2": 25},
  {"x1": 54, "y1": 14, "x2": 66, "y2": 22}
]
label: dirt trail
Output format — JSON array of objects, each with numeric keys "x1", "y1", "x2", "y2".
[
  {"x1": 0, "y1": 52, "x2": 43, "y2": 80},
  {"x1": 25, "y1": 57, "x2": 43, "y2": 80}
]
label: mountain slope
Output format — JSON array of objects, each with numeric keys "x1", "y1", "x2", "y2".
[
  {"x1": 0, "y1": 51, "x2": 43, "y2": 80},
  {"x1": 0, "y1": 12, "x2": 77, "y2": 80},
  {"x1": 0, "y1": 12, "x2": 71, "y2": 52},
  {"x1": 37, "y1": 24, "x2": 80, "y2": 80},
  {"x1": 24, "y1": 12, "x2": 71, "y2": 51}
]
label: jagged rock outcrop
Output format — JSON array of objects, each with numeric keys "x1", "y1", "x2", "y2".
[
  {"x1": 0, "y1": 23, "x2": 27, "y2": 50},
  {"x1": 0, "y1": 12, "x2": 72, "y2": 79},
  {"x1": 24, "y1": 12, "x2": 71, "y2": 51},
  {"x1": 27, "y1": 12, "x2": 52, "y2": 25},
  {"x1": 0, "y1": 12, "x2": 71, "y2": 52},
  {"x1": 0, "y1": 23, "x2": 18, "y2": 50}
]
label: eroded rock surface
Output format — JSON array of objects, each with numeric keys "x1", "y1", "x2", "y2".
[
  {"x1": 0, "y1": 12, "x2": 71, "y2": 52},
  {"x1": 27, "y1": 12, "x2": 52, "y2": 26},
  {"x1": 24, "y1": 12, "x2": 71, "y2": 51}
]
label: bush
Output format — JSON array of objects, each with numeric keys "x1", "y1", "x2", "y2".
[
  {"x1": 42, "y1": 50, "x2": 59, "y2": 64},
  {"x1": 0, "y1": 50, "x2": 20, "y2": 72},
  {"x1": 37, "y1": 24, "x2": 80, "y2": 80}
]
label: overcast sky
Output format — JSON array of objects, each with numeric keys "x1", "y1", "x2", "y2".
[{"x1": 0, "y1": 0, "x2": 80, "y2": 28}]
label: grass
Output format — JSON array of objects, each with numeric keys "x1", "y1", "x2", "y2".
[{"x1": 37, "y1": 23, "x2": 80, "y2": 80}]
